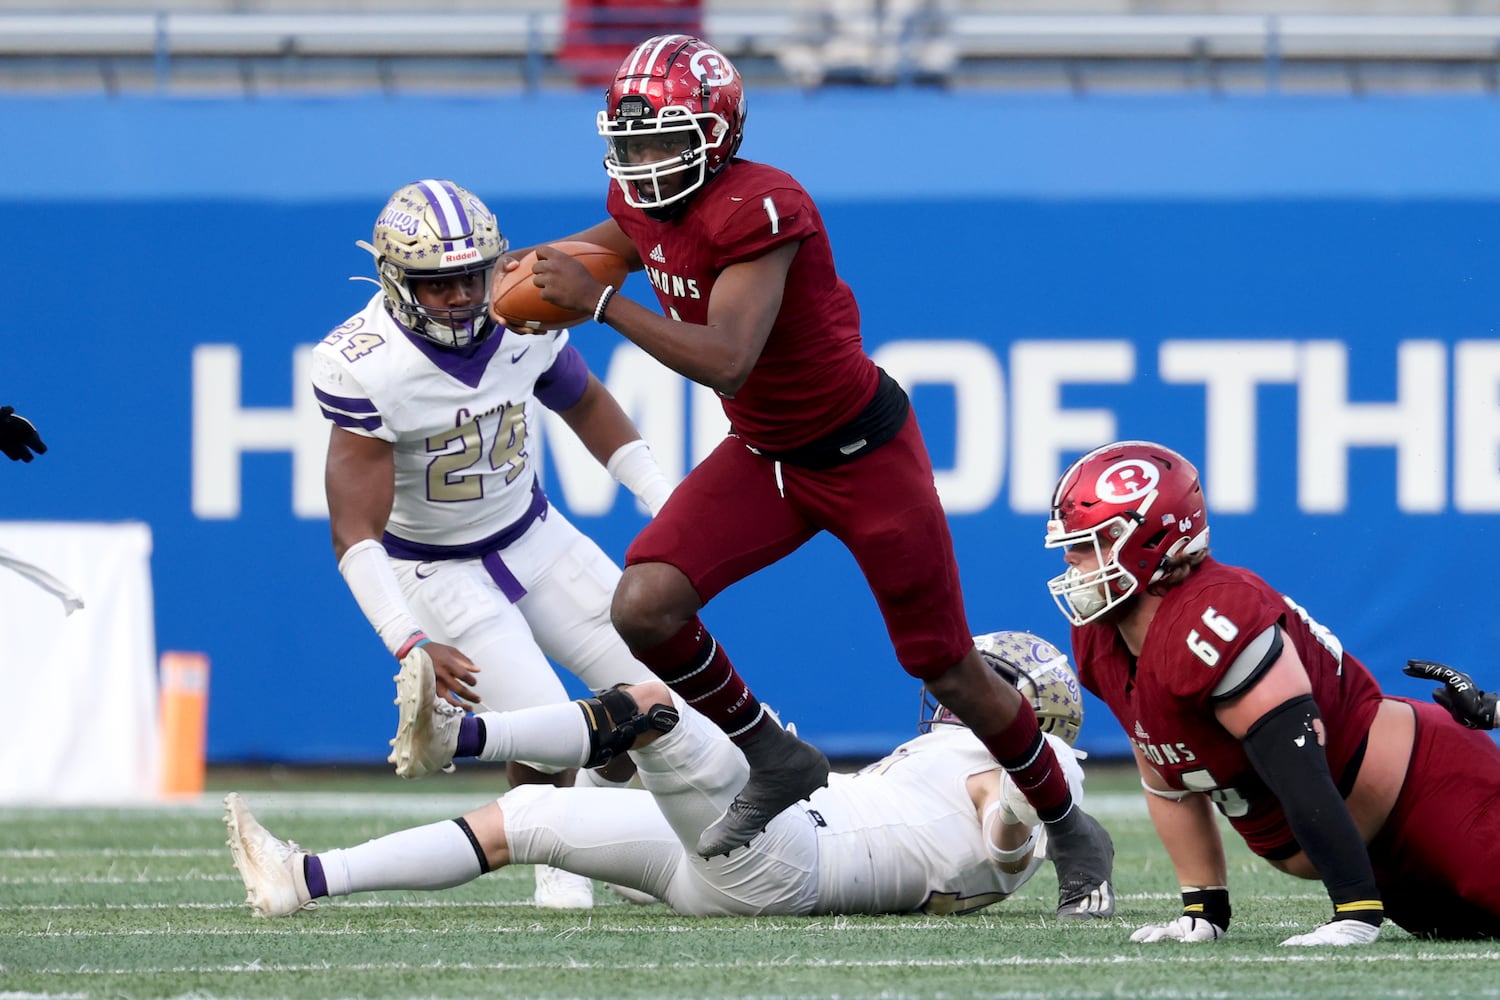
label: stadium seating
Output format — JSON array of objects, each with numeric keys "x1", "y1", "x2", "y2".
[{"x1": 1, "y1": 2, "x2": 1499, "y2": 92}]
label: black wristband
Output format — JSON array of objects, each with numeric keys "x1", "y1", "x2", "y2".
[
  {"x1": 1182, "y1": 887, "x2": 1231, "y2": 930},
  {"x1": 1333, "y1": 899, "x2": 1385, "y2": 927}
]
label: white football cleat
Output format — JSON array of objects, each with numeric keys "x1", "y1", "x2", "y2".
[
  {"x1": 223, "y1": 792, "x2": 315, "y2": 918},
  {"x1": 533, "y1": 864, "x2": 594, "y2": 910},
  {"x1": 388, "y1": 646, "x2": 464, "y2": 779}
]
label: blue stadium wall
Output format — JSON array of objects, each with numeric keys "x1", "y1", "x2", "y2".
[{"x1": 4, "y1": 91, "x2": 1497, "y2": 760}]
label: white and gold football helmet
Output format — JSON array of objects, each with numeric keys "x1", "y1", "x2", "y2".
[
  {"x1": 920, "y1": 630, "x2": 1084, "y2": 746},
  {"x1": 358, "y1": 179, "x2": 508, "y2": 349}
]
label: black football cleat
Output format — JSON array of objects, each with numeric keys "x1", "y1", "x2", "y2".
[
  {"x1": 1047, "y1": 806, "x2": 1116, "y2": 920},
  {"x1": 697, "y1": 723, "x2": 830, "y2": 858}
]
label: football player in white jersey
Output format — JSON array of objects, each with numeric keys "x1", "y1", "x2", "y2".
[
  {"x1": 225, "y1": 631, "x2": 1093, "y2": 919},
  {"x1": 311, "y1": 179, "x2": 673, "y2": 909}
]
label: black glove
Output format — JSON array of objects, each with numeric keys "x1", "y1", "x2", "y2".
[
  {"x1": 1404, "y1": 659, "x2": 1496, "y2": 730},
  {"x1": 0, "y1": 406, "x2": 46, "y2": 462}
]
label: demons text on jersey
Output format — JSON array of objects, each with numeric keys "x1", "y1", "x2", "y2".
[
  {"x1": 644, "y1": 264, "x2": 702, "y2": 301},
  {"x1": 1132, "y1": 730, "x2": 1199, "y2": 769}
]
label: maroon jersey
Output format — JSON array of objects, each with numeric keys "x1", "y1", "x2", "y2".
[
  {"x1": 1074, "y1": 557, "x2": 1384, "y2": 858},
  {"x1": 608, "y1": 159, "x2": 879, "y2": 452}
]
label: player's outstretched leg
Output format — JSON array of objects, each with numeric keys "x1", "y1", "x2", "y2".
[
  {"x1": 387, "y1": 646, "x2": 464, "y2": 779},
  {"x1": 1045, "y1": 806, "x2": 1116, "y2": 919},
  {"x1": 224, "y1": 792, "x2": 315, "y2": 917},
  {"x1": 696, "y1": 720, "x2": 830, "y2": 858}
]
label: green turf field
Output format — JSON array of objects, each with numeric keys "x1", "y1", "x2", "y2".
[{"x1": 2, "y1": 763, "x2": 1495, "y2": 999}]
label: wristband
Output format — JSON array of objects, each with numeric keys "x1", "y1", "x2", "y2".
[
  {"x1": 1181, "y1": 886, "x2": 1231, "y2": 930},
  {"x1": 395, "y1": 632, "x2": 430, "y2": 660},
  {"x1": 1333, "y1": 899, "x2": 1385, "y2": 927},
  {"x1": 605, "y1": 439, "x2": 673, "y2": 516},
  {"x1": 592, "y1": 284, "x2": 616, "y2": 324}
]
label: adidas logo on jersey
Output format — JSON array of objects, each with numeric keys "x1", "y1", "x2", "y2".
[
  {"x1": 1134, "y1": 720, "x2": 1149, "y2": 741},
  {"x1": 649, "y1": 244, "x2": 667, "y2": 264}
]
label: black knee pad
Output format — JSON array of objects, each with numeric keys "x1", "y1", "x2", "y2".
[{"x1": 578, "y1": 685, "x2": 680, "y2": 768}]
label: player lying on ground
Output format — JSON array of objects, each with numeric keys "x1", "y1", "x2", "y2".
[
  {"x1": 225, "y1": 631, "x2": 1086, "y2": 919},
  {"x1": 1045, "y1": 439, "x2": 1500, "y2": 945}
]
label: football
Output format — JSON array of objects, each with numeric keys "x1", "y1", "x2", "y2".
[{"x1": 490, "y1": 241, "x2": 630, "y2": 331}]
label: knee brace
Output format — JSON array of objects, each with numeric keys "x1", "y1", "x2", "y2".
[{"x1": 578, "y1": 685, "x2": 680, "y2": 769}]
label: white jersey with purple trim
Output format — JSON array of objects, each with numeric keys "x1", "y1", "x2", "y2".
[
  {"x1": 497, "y1": 699, "x2": 1045, "y2": 917},
  {"x1": 311, "y1": 293, "x2": 571, "y2": 549},
  {"x1": 809, "y1": 727, "x2": 1043, "y2": 915}
]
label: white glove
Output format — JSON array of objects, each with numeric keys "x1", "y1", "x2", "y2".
[
  {"x1": 1280, "y1": 919, "x2": 1381, "y2": 947},
  {"x1": 1130, "y1": 914, "x2": 1227, "y2": 943}
]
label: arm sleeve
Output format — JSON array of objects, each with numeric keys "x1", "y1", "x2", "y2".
[
  {"x1": 1241, "y1": 695, "x2": 1384, "y2": 922},
  {"x1": 337, "y1": 537, "x2": 423, "y2": 657}
]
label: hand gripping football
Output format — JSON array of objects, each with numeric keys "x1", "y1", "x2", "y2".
[{"x1": 490, "y1": 241, "x2": 629, "y2": 331}]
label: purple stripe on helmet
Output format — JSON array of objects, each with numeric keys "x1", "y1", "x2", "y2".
[{"x1": 416, "y1": 179, "x2": 468, "y2": 240}]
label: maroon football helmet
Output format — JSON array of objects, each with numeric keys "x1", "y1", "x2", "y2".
[
  {"x1": 1044, "y1": 441, "x2": 1209, "y2": 625},
  {"x1": 597, "y1": 34, "x2": 747, "y2": 211}
]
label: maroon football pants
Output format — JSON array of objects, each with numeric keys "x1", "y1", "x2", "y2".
[
  {"x1": 1368, "y1": 698, "x2": 1500, "y2": 939},
  {"x1": 626, "y1": 411, "x2": 974, "y2": 681}
]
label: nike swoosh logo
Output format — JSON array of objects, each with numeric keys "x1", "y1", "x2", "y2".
[
  {"x1": 414, "y1": 562, "x2": 439, "y2": 579},
  {"x1": 511, "y1": 347, "x2": 530, "y2": 363}
]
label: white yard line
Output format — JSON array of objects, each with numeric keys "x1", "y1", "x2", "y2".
[{"x1": 17, "y1": 952, "x2": 1500, "y2": 976}]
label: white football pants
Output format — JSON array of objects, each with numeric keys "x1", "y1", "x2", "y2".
[
  {"x1": 499, "y1": 696, "x2": 821, "y2": 916},
  {"x1": 392, "y1": 507, "x2": 653, "y2": 767}
]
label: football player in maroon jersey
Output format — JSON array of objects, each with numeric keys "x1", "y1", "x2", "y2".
[
  {"x1": 1045, "y1": 439, "x2": 1500, "y2": 944},
  {"x1": 501, "y1": 33, "x2": 1116, "y2": 919}
]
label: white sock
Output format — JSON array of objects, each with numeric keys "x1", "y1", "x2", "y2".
[
  {"x1": 476, "y1": 701, "x2": 592, "y2": 769},
  {"x1": 318, "y1": 819, "x2": 484, "y2": 897}
]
